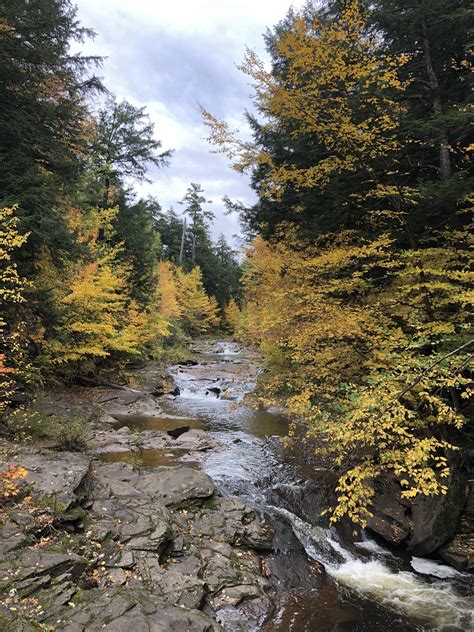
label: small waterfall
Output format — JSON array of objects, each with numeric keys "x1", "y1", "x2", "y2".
[
  {"x1": 221, "y1": 344, "x2": 241, "y2": 355},
  {"x1": 269, "y1": 505, "x2": 474, "y2": 631}
]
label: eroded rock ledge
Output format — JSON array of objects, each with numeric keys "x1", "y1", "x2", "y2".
[{"x1": 0, "y1": 448, "x2": 274, "y2": 631}]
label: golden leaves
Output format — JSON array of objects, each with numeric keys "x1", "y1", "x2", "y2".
[
  {"x1": 238, "y1": 226, "x2": 472, "y2": 526},
  {"x1": 1, "y1": 206, "x2": 30, "y2": 413},
  {"x1": 0, "y1": 464, "x2": 28, "y2": 505},
  {"x1": 202, "y1": 0, "x2": 407, "y2": 200}
]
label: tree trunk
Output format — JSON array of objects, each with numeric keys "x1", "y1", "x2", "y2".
[
  {"x1": 102, "y1": 176, "x2": 110, "y2": 209},
  {"x1": 191, "y1": 230, "x2": 196, "y2": 266},
  {"x1": 421, "y1": 16, "x2": 451, "y2": 181},
  {"x1": 179, "y1": 218, "x2": 186, "y2": 267}
]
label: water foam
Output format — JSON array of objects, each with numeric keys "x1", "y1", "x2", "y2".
[
  {"x1": 272, "y1": 505, "x2": 474, "y2": 631},
  {"x1": 410, "y1": 556, "x2": 467, "y2": 580},
  {"x1": 331, "y1": 559, "x2": 473, "y2": 630}
]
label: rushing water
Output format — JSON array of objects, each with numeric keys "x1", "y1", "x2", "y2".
[{"x1": 113, "y1": 340, "x2": 474, "y2": 631}]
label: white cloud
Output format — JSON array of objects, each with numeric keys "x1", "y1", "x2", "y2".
[{"x1": 74, "y1": 0, "x2": 306, "y2": 243}]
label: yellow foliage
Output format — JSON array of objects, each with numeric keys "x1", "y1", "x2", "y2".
[
  {"x1": 155, "y1": 262, "x2": 183, "y2": 322},
  {"x1": 201, "y1": 0, "x2": 472, "y2": 528},
  {"x1": 36, "y1": 206, "x2": 220, "y2": 370},
  {"x1": 240, "y1": 228, "x2": 472, "y2": 526},
  {"x1": 46, "y1": 246, "x2": 144, "y2": 363},
  {"x1": 0, "y1": 463, "x2": 28, "y2": 505},
  {"x1": 154, "y1": 262, "x2": 219, "y2": 337},
  {"x1": 176, "y1": 266, "x2": 220, "y2": 336},
  {"x1": 223, "y1": 298, "x2": 242, "y2": 332},
  {"x1": 0, "y1": 206, "x2": 29, "y2": 414},
  {"x1": 41, "y1": 208, "x2": 152, "y2": 366},
  {"x1": 202, "y1": 0, "x2": 407, "y2": 199}
]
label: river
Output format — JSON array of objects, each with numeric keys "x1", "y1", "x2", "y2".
[{"x1": 109, "y1": 340, "x2": 473, "y2": 631}]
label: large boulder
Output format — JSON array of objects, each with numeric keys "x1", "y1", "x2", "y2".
[
  {"x1": 439, "y1": 481, "x2": 474, "y2": 571},
  {"x1": 189, "y1": 497, "x2": 273, "y2": 550},
  {"x1": 366, "y1": 478, "x2": 411, "y2": 545},
  {"x1": 367, "y1": 470, "x2": 468, "y2": 555},
  {"x1": 136, "y1": 466, "x2": 215, "y2": 507}
]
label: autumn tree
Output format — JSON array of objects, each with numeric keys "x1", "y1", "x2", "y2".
[
  {"x1": 0, "y1": 206, "x2": 28, "y2": 415},
  {"x1": 223, "y1": 298, "x2": 242, "y2": 333},
  {"x1": 204, "y1": 0, "x2": 473, "y2": 526},
  {"x1": 176, "y1": 267, "x2": 220, "y2": 336},
  {"x1": 241, "y1": 229, "x2": 472, "y2": 525},
  {"x1": 0, "y1": 0, "x2": 102, "y2": 269},
  {"x1": 201, "y1": 0, "x2": 408, "y2": 237}
]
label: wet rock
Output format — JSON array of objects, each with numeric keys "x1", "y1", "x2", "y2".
[
  {"x1": 439, "y1": 481, "x2": 474, "y2": 571},
  {"x1": 150, "y1": 374, "x2": 177, "y2": 397},
  {"x1": 438, "y1": 533, "x2": 474, "y2": 571},
  {"x1": 367, "y1": 478, "x2": 411, "y2": 546},
  {"x1": 408, "y1": 469, "x2": 467, "y2": 554},
  {"x1": 174, "y1": 429, "x2": 219, "y2": 452},
  {"x1": 207, "y1": 387, "x2": 221, "y2": 396},
  {"x1": 368, "y1": 471, "x2": 468, "y2": 556}
]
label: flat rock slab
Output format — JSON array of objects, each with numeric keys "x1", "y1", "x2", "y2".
[
  {"x1": 101, "y1": 393, "x2": 164, "y2": 417},
  {"x1": 2, "y1": 450, "x2": 91, "y2": 510},
  {"x1": 92, "y1": 428, "x2": 218, "y2": 455},
  {"x1": 92, "y1": 461, "x2": 215, "y2": 507},
  {"x1": 0, "y1": 549, "x2": 88, "y2": 594},
  {"x1": 51, "y1": 588, "x2": 220, "y2": 631}
]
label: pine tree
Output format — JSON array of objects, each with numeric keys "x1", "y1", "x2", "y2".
[
  {"x1": 179, "y1": 183, "x2": 214, "y2": 267},
  {"x1": 0, "y1": 0, "x2": 101, "y2": 268},
  {"x1": 94, "y1": 96, "x2": 172, "y2": 207}
]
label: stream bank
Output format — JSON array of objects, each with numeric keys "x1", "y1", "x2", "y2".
[{"x1": 0, "y1": 340, "x2": 472, "y2": 631}]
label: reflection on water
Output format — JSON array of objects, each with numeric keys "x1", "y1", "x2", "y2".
[
  {"x1": 111, "y1": 413, "x2": 204, "y2": 433},
  {"x1": 99, "y1": 448, "x2": 199, "y2": 468}
]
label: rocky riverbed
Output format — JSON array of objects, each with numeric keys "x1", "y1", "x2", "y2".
[
  {"x1": 1, "y1": 340, "x2": 473, "y2": 631},
  {"x1": 0, "y1": 354, "x2": 276, "y2": 630}
]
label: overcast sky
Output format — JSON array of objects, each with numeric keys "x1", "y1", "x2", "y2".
[{"x1": 74, "y1": 0, "x2": 307, "y2": 244}]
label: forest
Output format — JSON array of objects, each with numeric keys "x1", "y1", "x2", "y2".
[
  {"x1": 0, "y1": 1, "x2": 473, "y2": 629},
  {"x1": 0, "y1": 0, "x2": 242, "y2": 395}
]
